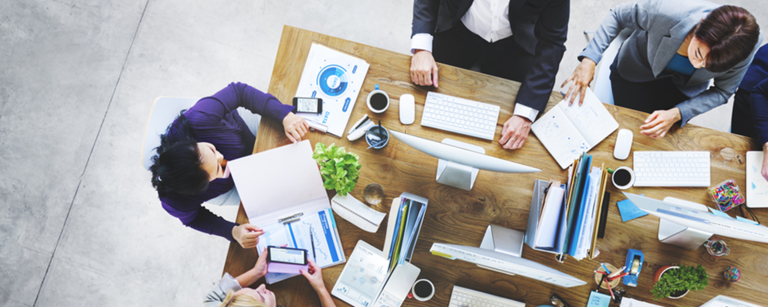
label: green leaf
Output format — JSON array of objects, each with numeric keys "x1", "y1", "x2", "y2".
[{"x1": 312, "y1": 142, "x2": 361, "y2": 195}]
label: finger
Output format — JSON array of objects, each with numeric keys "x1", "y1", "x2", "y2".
[
  {"x1": 561, "y1": 76, "x2": 572, "y2": 89},
  {"x1": 244, "y1": 224, "x2": 261, "y2": 231},
  {"x1": 421, "y1": 71, "x2": 432, "y2": 86},
  {"x1": 286, "y1": 132, "x2": 297, "y2": 143},
  {"x1": 644, "y1": 112, "x2": 659, "y2": 124},
  {"x1": 503, "y1": 135, "x2": 516, "y2": 149},
  {"x1": 410, "y1": 70, "x2": 418, "y2": 84},
  {"x1": 432, "y1": 65, "x2": 439, "y2": 88},
  {"x1": 565, "y1": 83, "x2": 576, "y2": 105},
  {"x1": 640, "y1": 116, "x2": 663, "y2": 130},
  {"x1": 499, "y1": 129, "x2": 512, "y2": 145},
  {"x1": 512, "y1": 137, "x2": 525, "y2": 150},
  {"x1": 578, "y1": 86, "x2": 587, "y2": 106}
]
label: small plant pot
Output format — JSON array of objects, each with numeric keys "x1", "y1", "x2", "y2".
[{"x1": 653, "y1": 266, "x2": 690, "y2": 299}]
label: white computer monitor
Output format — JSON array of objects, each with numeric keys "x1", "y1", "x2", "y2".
[
  {"x1": 389, "y1": 130, "x2": 540, "y2": 190},
  {"x1": 624, "y1": 192, "x2": 768, "y2": 244},
  {"x1": 430, "y1": 243, "x2": 586, "y2": 288}
]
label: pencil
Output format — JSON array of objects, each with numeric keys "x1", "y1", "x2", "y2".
[{"x1": 310, "y1": 226, "x2": 317, "y2": 261}]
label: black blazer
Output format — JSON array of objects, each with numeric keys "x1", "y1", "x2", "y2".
[{"x1": 412, "y1": 0, "x2": 569, "y2": 113}]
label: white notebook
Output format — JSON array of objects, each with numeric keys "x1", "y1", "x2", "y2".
[
  {"x1": 746, "y1": 151, "x2": 768, "y2": 208},
  {"x1": 531, "y1": 89, "x2": 619, "y2": 169}
]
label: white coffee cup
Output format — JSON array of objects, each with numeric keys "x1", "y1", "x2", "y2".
[
  {"x1": 411, "y1": 279, "x2": 434, "y2": 301},
  {"x1": 612, "y1": 166, "x2": 635, "y2": 190},
  {"x1": 366, "y1": 85, "x2": 390, "y2": 113}
]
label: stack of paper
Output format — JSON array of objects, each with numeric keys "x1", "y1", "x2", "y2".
[
  {"x1": 383, "y1": 193, "x2": 428, "y2": 272},
  {"x1": 525, "y1": 180, "x2": 567, "y2": 253},
  {"x1": 332, "y1": 240, "x2": 421, "y2": 307}
]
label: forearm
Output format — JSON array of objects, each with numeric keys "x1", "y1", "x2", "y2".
[
  {"x1": 316, "y1": 287, "x2": 336, "y2": 307},
  {"x1": 675, "y1": 89, "x2": 731, "y2": 126},
  {"x1": 411, "y1": 0, "x2": 439, "y2": 36},
  {"x1": 184, "y1": 210, "x2": 238, "y2": 241},
  {"x1": 235, "y1": 267, "x2": 263, "y2": 288}
]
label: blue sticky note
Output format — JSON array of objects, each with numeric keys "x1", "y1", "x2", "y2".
[
  {"x1": 736, "y1": 216, "x2": 760, "y2": 225},
  {"x1": 617, "y1": 197, "x2": 649, "y2": 222},
  {"x1": 587, "y1": 291, "x2": 611, "y2": 307},
  {"x1": 708, "y1": 207, "x2": 733, "y2": 218}
]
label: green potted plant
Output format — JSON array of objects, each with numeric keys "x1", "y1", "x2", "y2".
[
  {"x1": 312, "y1": 143, "x2": 361, "y2": 196},
  {"x1": 651, "y1": 264, "x2": 709, "y2": 300}
]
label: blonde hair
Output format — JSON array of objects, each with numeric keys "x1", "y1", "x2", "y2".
[{"x1": 219, "y1": 290, "x2": 268, "y2": 307}]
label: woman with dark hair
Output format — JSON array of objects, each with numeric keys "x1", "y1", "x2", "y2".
[
  {"x1": 563, "y1": 0, "x2": 761, "y2": 139},
  {"x1": 150, "y1": 82, "x2": 308, "y2": 248}
]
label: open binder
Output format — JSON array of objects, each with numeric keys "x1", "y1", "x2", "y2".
[
  {"x1": 525, "y1": 153, "x2": 609, "y2": 261},
  {"x1": 228, "y1": 140, "x2": 346, "y2": 284}
]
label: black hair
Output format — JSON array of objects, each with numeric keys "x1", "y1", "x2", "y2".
[{"x1": 149, "y1": 112, "x2": 210, "y2": 195}]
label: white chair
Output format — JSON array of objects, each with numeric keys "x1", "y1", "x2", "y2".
[
  {"x1": 142, "y1": 97, "x2": 261, "y2": 206},
  {"x1": 590, "y1": 29, "x2": 632, "y2": 105}
]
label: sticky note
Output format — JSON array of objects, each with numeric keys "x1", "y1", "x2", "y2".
[
  {"x1": 587, "y1": 291, "x2": 611, "y2": 307},
  {"x1": 617, "y1": 197, "x2": 649, "y2": 222}
]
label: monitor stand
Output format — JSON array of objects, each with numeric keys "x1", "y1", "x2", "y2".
[
  {"x1": 436, "y1": 139, "x2": 482, "y2": 190},
  {"x1": 478, "y1": 224, "x2": 525, "y2": 275},
  {"x1": 658, "y1": 197, "x2": 713, "y2": 250}
]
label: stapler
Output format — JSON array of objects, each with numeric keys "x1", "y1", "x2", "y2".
[
  {"x1": 623, "y1": 249, "x2": 644, "y2": 287},
  {"x1": 347, "y1": 114, "x2": 375, "y2": 141}
]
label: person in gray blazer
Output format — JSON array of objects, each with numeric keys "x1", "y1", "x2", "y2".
[{"x1": 563, "y1": 0, "x2": 760, "y2": 139}]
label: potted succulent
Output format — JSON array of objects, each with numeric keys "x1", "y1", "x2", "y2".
[
  {"x1": 312, "y1": 143, "x2": 361, "y2": 196},
  {"x1": 651, "y1": 264, "x2": 709, "y2": 300}
]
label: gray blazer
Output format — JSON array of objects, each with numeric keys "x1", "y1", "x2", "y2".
[{"x1": 579, "y1": 0, "x2": 762, "y2": 125}]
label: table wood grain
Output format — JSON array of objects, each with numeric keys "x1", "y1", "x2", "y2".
[{"x1": 223, "y1": 25, "x2": 768, "y2": 307}]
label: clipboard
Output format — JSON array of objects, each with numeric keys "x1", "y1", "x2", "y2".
[{"x1": 588, "y1": 164, "x2": 609, "y2": 259}]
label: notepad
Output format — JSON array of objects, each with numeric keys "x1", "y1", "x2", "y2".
[
  {"x1": 531, "y1": 89, "x2": 619, "y2": 169},
  {"x1": 587, "y1": 291, "x2": 611, "y2": 307},
  {"x1": 746, "y1": 151, "x2": 768, "y2": 208}
]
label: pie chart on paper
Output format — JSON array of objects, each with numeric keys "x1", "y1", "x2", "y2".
[{"x1": 317, "y1": 64, "x2": 348, "y2": 97}]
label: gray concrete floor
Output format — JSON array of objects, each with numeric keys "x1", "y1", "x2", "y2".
[{"x1": 1, "y1": 1, "x2": 766, "y2": 306}]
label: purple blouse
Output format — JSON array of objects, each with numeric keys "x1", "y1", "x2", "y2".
[{"x1": 159, "y1": 82, "x2": 294, "y2": 241}]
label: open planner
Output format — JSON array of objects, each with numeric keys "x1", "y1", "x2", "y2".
[
  {"x1": 525, "y1": 153, "x2": 609, "y2": 260},
  {"x1": 531, "y1": 88, "x2": 618, "y2": 169},
  {"x1": 228, "y1": 140, "x2": 345, "y2": 284}
]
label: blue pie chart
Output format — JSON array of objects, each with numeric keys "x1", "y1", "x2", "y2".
[{"x1": 317, "y1": 65, "x2": 348, "y2": 97}]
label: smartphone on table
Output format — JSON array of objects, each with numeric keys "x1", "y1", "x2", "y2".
[{"x1": 293, "y1": 97, "x2": 323, "y2": 114}]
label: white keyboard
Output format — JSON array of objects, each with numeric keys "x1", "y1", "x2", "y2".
[
  {"x1": 633, "y1": 151, "x2": 710, "y2": 187},
  {"x1": 449, "y1": 285, "x2": 525, "y2": 307},
  {"x1": 421, "y1": 92, "x2": 500, "y2": 141}
]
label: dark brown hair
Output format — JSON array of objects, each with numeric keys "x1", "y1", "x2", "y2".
[{"x1": 694, "y1": 5, "x2": 760, "y2": 73}]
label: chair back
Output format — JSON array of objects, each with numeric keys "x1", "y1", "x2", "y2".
[
  {"x1": 141, "y1": 97, "x2": 198, "y2": 170},
  {"x1": 593, "y1": 29, "x2": 632, "y2": 105}
]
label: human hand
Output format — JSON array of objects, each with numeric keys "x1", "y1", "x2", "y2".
[
  {"x1": 561, "y1": 58, "x2": 597, "y2": 106},
  {"x1": 300, "y1": 259, "x2": 326, "y2": 291},
  {"x1": 499, "y1": 115, "x2": 532, "y2": 150},
  {"x1": 410, "y1": 50, "x2": 439, "y2": 87},
  {"x1": 283, "y1": 113, "x2": 309, "y2": 144},
  {"x1": 639, "y1": 108, "x2": 681, "y2": 139},
  {"x1": 253, "y1": 248, "x2": 269, "y2": 279},
  {"x1": 232, "y1": 224, "x2": 264, "y2": 249},
  {"x1": 762, "y1": 144, "x2": 768, "y2": 181}
]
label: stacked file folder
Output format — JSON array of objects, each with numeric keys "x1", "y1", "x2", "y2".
[
  {"x1": 383, "y1": 192, "x2": 428, "y2": 272},
  {"x1": 525, "y1": 153, "x2": 609, "y2": 261}
]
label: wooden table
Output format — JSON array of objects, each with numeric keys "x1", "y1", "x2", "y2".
[{"x1": 223, "y1": 25, "x2": 768, "y2": 307}]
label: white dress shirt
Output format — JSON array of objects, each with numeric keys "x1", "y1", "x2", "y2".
[{"x1": 411, "y1": 0, "x2": 539, "y2": 122}]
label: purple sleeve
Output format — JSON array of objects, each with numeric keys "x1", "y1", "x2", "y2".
[
  {"x1": 190, "y1": 82, "x2": 294, "y2": 122},
  {"x1": 161, "y1": 196, "x2": 237, "y2": 241}
]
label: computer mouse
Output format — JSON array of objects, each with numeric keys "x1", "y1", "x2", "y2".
[
  {"x1": 399, "y1": 94, "x2": 415, "y2": 125},
  {"x1": 614, "y1": 129, "x2": 633, "y2": 160}
]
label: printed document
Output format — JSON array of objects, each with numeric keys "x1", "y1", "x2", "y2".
[
  {"x1": 295, "y1": 43, "x2": 370, "y2": 137},
  {"x1": 531, "y1": 89, "x2": 618, "y2": 169}
]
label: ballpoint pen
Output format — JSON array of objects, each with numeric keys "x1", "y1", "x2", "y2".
[{"x1": 310, "y1": 226, "x2": 317, "y2": 261}]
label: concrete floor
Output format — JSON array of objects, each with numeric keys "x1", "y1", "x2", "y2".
[{"x1": 1, "y1": 1, "x2": 766, "y2": 306}]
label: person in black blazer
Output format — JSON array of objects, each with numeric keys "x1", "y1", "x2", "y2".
[
  {"x1": 732, "y1": 44, "x2": 768, "y2": 180},
  {"x1": 410, "y1": 0, "x2": 569, "y2": 150}
]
